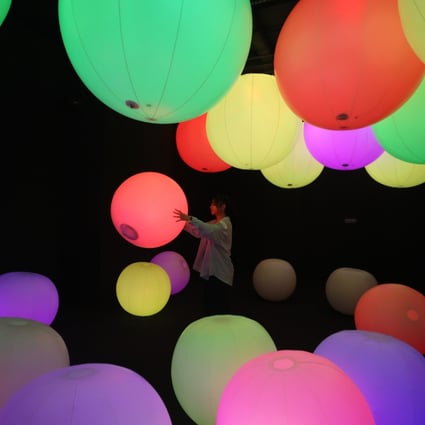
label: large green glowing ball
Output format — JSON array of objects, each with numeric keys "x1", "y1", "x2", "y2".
[
  {"x1": 0, "y1": 0, "x2": 11, "y2": 27},
  {"x1": 58, "y1": 0, "x2": 252, "y2": 124},
  {"x1": 372, "y1": 77, "x2": 425, "y2": 164},
  {"x1": 399, "y1": 0, "x2": 425, "y2": 64}
]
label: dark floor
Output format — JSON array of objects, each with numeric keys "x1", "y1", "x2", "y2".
[{"x1": 52, "y1": 270, "x2": 355, "y2": 425}]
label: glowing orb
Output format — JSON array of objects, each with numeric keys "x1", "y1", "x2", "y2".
[
  {"x1": 0, "y1": 317, "x2": 70, "y2": 408},
  {"x1": 150, "y1": 250, "x2": 190, "y2": 295},
  {"x1": 0, "y1": 271, "x2": 59, "y2": 325},
  {"x1": 171, "y1": 315, "x2": 276, "y2": 425},
  {"x1": 116, "y1": 262, "x2": 171, "y2": 317},
  {"x1": 110, "y1": 171, "x2": 188, "y2": 248},
  {"x1": 399, "y1": 0, "x2": 425, "y2": 64},
  {"x1": 303, "y1": 123, "x2": 384, "y2": 170},
  {"x1": 0, "y1": 0, "x2": 11, "y2": 26},
  {"x1": 315, "y1": 330, "x2": 425, "y2": 425},
  {"x1": 252, "y1": 258, "x2": 297, "y2": 301},
  {"x1": 176, "y1": 114, "x2": 231, "y2": 173},
  {"x1": 355, "y1": 283, "x2": 425, "y2": 353},
  {"x1": 0, "y1": 363, "x2": 172, "y2": 425},
  {"x1": 261, "y1": 121, "x2": 324, "y2": 188},
  {"x1": 365, "y1": 151, "x2": 425, "y2": 188},
  {"x1": 58, "y1": 0, "x2": 252, "y2": 124},
  {"x1": 325, "y1": 267, "x2": 378, "y2": 315},
  {"x1": 206, "y1": 73, "x2": 299, "y2": 169},
  {"x1": 217, "y1": 349, "x2": 375, "y2": 425},
  {"x1": 372, "y1": 77, "x2": 425, "y2": 163},
  {"x1": 274, "y1": 0, "x2": 425, "y2": 130}
]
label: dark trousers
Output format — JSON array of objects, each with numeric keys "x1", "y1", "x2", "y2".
[{"x1": 204, "y1": 276, "x2": 231, "y2": 316}]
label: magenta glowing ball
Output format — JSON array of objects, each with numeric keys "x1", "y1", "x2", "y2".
[
  {"x1": 0, "y1": 363, "x2": 172, "y2": 425},
  {"x1": 110, "y1": 172, "x2": 188, "y2": 248},
  {"x1": 176, "y1": 114, "x2": 231, "y2": 173},
  {"x1": 150, "y1": 250, "x2": 190, "y2": 295},
  {"x1": 315, "y1": 330, "x2": 425, "y2": 425},
  {"x1": 217, "y1": 349, "x2": 375, "y2": 425},
  {"x1": 0, "y1": 317, "x2": 70, "y2": 408},
  {"x1": 355, "y1": 283, "x2": 425, "y2": 354},
  {"x1": 303, "y1": 122, "x2": 384, "y2": 170},
  {"x1": 274, "y1": 0, "x2": 425, "y2": 130}
]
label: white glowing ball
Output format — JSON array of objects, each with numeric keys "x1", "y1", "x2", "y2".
[
  {"x1": 325, "y1": 267, "x2": 378, "y2": 315},
  {"x1": 206, "y1": 73, "x2": 299, "y2": 170},
  {"x1": 171, "y1": 315, "x2": 277, "y2": 425},
  {"x1": 0, "y1": 363, "x2": 172, "y2": 425},
  {"x1": 0, "y1": 317, "x2": 70, "y2": 408},
  {"x1": 0, "y1": 271, "x2": 59, "y2": 325},
  {"x1": 217, "y1": 349, "x2": 375, "y2": 425},
  {"x1": 116, "y1": 262, "x2": 171, "y2": 316},
  {"x1": 252, "y1": 258, "x2": 296, "y2": 301}
]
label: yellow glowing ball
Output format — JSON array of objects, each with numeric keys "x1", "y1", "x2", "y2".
[
  {"x1": 116, "y1": 262, "x2": 171, "y2": 316},
  {"x1": 365, "y1": 151, "x2": 425, "y2": 188},
  {"x1": 261, "y1": 121, "x2": 324, "y2": 188},
  {"x1": 206, "y1": 73, "x2": 299, "y2": 170},
  {"x1": 399, "y1": 0, "x2": 425, "y2": 64}
]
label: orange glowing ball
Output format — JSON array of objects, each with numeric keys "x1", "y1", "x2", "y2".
[
  {"x1": 274, "y1": 0, "x2": 425, "y2": 130},
  {"x1": 176, "y1": 114, "x2": 231, "y2": 173},
  {"x1": 110, "y1": 172, "x2": 188, "y2": 248}
]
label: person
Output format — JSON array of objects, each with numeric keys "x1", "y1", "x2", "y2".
[{"x1": 173, "y1": 194, "x2": 234, "y2": 315}]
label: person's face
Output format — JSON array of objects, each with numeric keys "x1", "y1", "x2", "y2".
[{"x1": 210, "y1": 200, "x2": 225, "y2": 215}]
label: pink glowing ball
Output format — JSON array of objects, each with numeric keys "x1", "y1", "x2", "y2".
[
  {"x1": 274, "y1": 0, "x2": 425, "y2": 130},
  {"x1": 355, "y1": 283, "x2": 425, "y2": 354},
  {"x1": 110, "y1": 172, "x2": 188, "y2": 248},
  {"x1": 315, "y1": 329, "x2": 425, "y2": 425},
  {"x1": 0, "y1": 363, "x2": 172, "y2": 425},
  {"x1": 150, "y1": 251, "x2": 190, "y2": 294},
  {"x1": 0, "y1": 317, "x2": 70, "y2": 408},
  {"x1": 176, "y1": 114, "x2": 231, "y2": 173},
  {"x1": 0, "y1": 271, "x2": 59, "y2": 325},
  {"x1": 217, "y1": 349, "x2": 375, "y2": 425},
  {"x1": 303, "y1": 123, "x2": 384, "y2": 170}
]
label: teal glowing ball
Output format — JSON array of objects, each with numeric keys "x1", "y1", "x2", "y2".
[
  {"x1": 58, "y1": 0, "x2": 252, "y2": 124},
  {"x1": 0, "y1": 0, "x2": 11, "y2": 27}
]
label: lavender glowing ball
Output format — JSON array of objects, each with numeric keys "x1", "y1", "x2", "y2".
[
  {"x1": 206, "y1": 73, "x2": 299, "y2": 170},
  {"x1": 0, "y1": 363, "x2": 172, "y2": 425},
  {"x1": 261, "y1": 121, "x2": 324, "y2": 188},
  {"x1": 252, "y1": 258, "x2": 297, "y2": 301},
  {"x1": 217, "y1": 349, "x2": 375, "y2": 425},
  {"x1": 0, "y1": 0, "x2": 11, "y2": 27},
  {"x1": 274, "y1": 0, "x2": 425, "y2": 130},
  {"x1": 303, "y1": 123, "x2": 384, "y2": 170},
  {"x1": 111, "y1": 171, "x2": 188, "y2": 248},
  {"x1": 0, "y1": 271, "x2": 59, "y2": 325},
  {"x1": 176, "y1": 114, "x2": 231, "y2": 173},
  {"x1": 355, "y1": 283, "x2": 425, "y2": 353},
  {"x1": 58, "y1": 0, "x2": 252, "y2": 124},
  {"x1": 325, "y1": 267, "x2": 378, "y2": 315},
  {"x1": 0, "y1": 317, "x2": 70, "y2": 408},
  {"x1": 372, "y1": 77, "x2": 425, "y2": 164},
  {"x1": 171, "y1": 315, "x2": 277, "y2": 425},
  {"x1": 365, "y1": 151, "x2": 425, "y2": 188},
  {"x1": 116, "y1": 262, "x2": 171, "y2": 316},
  {"x1": 150, "y1": 250, "x2": 190, "y2": 295},
  {"x1": 315, "y1": 330, "x2": 425, "y2": 425}
]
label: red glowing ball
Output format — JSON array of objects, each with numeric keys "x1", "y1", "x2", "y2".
[
  {"x1": 274, "y1": 0, "x2": 425, "y2": 130},
  {"x1": 176, "y1": 114, "x2": 231, "y2": 173},
  {"x1": 110, "y1": 172, "x2": 188, "y2": 248}
]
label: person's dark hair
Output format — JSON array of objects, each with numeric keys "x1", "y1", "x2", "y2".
[{"x1": 211, "y1": 193, "x2": 234, "y2": 218}]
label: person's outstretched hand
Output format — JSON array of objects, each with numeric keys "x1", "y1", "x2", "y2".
[{"x1": 173, "y1": 208, "x2": 190, "y2": 222}]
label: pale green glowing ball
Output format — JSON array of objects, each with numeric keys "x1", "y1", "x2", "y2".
[
  {"x1": 206, "y1": 73, "x2": 299, "y2": 169},
  {"x1": 0, "y1": 0, "x2": 11, "y2": 27},
  {"x1": 116, "y1": 262, "x2": 171, "y2": 316},
  {"x1": 171, "y1": 315, "x2": 277, "y2": 425},
  {"x1": 399, "y1": 0, "x2": 425, "y2": 64},
  {"x1": 261, "y1": 121, "x2": 324, "y2": 188},
  {"x1": 372, "y1": 77, "x2": 425, "y2": 163},
  {"x1": 365, "y1": 151, "x2": 425, "y2": 188},
  {"x1": 58, "y1": 0, "x2": 252, "y2": 124}
]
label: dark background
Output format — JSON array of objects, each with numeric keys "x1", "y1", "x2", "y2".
[{"x1": 1, "y1": 1, "x2": 425, "y2": 424}]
